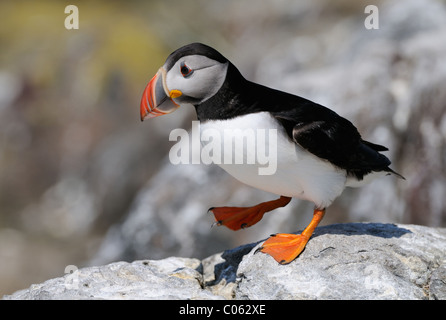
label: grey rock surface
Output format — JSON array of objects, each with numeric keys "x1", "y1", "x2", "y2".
[
  {"x1": 4, "y1": 223, "x2": 446, "y2": 300},
  {"x1": 4, "y1": 257, "x2": 216, "y2": 300},
  {"x1": 235, "y1": 223, "x2": 446, "y2": 300}
]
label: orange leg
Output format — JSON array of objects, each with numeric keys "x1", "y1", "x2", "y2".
[
  {"x1": 258, "y1": 207, "x2": 325, "y2": 264},
  {"x1": 209, "y1": 196, "x2": 291, "y2": 231}
]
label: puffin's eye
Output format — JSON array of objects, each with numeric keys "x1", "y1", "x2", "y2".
[{"x1": 180, "y1": 62, "x2": 193, "y2": 78}]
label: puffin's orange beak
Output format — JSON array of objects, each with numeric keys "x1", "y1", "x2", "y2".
[{"x1": 140, "y1": 67, "x2": 181, "y2": 121}]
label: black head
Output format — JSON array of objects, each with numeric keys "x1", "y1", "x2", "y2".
[
  {"x1": 164, "y1": 42, "x2": 228, "y2": 72},
  {"x1": 140, "y1": 43, "x2": 233, "y2": 120}
]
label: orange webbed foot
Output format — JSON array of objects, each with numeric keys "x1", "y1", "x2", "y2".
[
  {"x1": 258, "y1": 233, "x2": 310, "y2": 264},
  {"x1": 257, "y1": 207, "x2": 326, "y2": 264},
  {"x1": 209, "y1": 196, "x2": 291, "y2": 231},
  {"x1": 209, "y1": 206, "x2": 266, "y2": 230}
]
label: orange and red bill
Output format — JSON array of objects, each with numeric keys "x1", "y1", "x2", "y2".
[{"x1": 140, "y1": 67, "x2": 181, "y2": 121}]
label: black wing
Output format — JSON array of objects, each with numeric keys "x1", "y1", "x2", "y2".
[{"x1": 272, "y1": 101, "x2": 393, "y2": 180}]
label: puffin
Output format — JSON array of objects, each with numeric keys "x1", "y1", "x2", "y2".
[{"x1": 140, "y1": 43, "x2": 404, "y2": 264}]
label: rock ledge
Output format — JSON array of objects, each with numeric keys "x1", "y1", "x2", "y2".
[{"x1": 4, "y1": 223, "x2": 446, "y2": 300}]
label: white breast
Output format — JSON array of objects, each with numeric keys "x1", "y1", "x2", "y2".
[{"x1": 199, "y1": 112, "x2": 348, "y2": 208}]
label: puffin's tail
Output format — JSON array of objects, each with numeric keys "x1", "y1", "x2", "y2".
[
  {"x1": 360, "y1": 140, "x2": 405, "y2": 180},
  {"x1": 384, "y1": 167, "x2": 406, "y2": 180}
]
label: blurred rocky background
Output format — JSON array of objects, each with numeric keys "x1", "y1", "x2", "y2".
[{"x1": 1, "y1": 0, "x2": 445, "y2": 296}]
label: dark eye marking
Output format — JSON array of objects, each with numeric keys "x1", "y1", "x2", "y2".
[{"x1": 180, "y1": 62, "x2": 193, "y2": 78}]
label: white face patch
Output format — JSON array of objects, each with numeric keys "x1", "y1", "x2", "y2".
[{"x1": 164, "y1": 55, "x2": 228, "y2": 105}]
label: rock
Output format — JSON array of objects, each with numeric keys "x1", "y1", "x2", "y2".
[
  {"x1": 235, "y1": 223, "x2": 446, "y2": 300},
  {"x1": 4, "y1": 223, "x2": 446, "y2": 300},
  {"x1": 3, "y1": 257, "x2": 217, "y2": 300}
]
